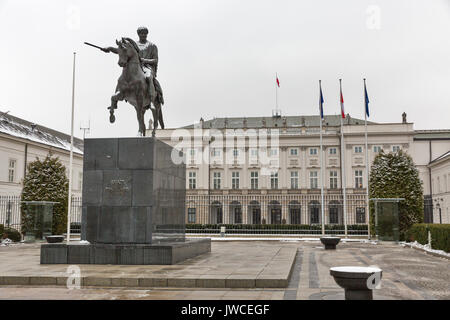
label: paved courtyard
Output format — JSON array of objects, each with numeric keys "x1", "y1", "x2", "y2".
[{"x1": 0, "y1": 240, "x2": 448, "y2": 300}]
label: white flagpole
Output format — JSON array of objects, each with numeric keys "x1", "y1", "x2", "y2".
[
  {"x1": 340, "y1": 79, "x2": 348, "y2": 238},
  {"x1": 319, "y1": 80, "x2": 325, "y2": 236},
  {"x1": 364, "y1": 78, "x2": 370, "y2": 239},
  {"x1": 67, "y1": 52, "x2": 76, "y2": 243}
]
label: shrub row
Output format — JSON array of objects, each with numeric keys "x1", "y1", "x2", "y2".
[
  {"x1": 406, "y1": 224, "x2": 450, "y2": 253},
  {"x1": 0, "y1": 224, "x2": 22, "y2": 242}
]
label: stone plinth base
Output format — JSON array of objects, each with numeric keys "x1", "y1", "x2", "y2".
[{"x1": 41, "y1": 239, "x2": 210, "y2": 265}]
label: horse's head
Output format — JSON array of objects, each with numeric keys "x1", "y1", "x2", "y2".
[{"x1": 116, "y1": 38, "x2": 139, "y2": 67}]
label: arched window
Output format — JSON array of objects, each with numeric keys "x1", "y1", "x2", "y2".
[
  {"x1": 309, "y1": 201, "x2": 321, "y2": 224},
  {"x1": 210, "y1": 201, "x2": 223, "y2": 224},
  {"x1": 248, "y1": 200, "x2": 261, "y2": 224},
  {"x1": 289, "y1": 201, "x2": 301, "y2": 224},
  {"x1": 269, "y1": 200, "x2": 282, "y2": 225},
  {"x1": 230, "y1": 201, "x2": 242, "y2": 224}
]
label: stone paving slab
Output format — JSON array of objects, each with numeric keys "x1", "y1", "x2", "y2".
[{"x1": 0, "y1": 242, "x2": 297, "y2": 289}]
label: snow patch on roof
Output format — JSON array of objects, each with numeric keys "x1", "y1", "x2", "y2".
[{"x1": 0, "y1": 112, "x2": 83, "y2": 154}]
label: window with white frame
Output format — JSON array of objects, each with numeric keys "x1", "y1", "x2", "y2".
[
  {"x1": 213, "y1": 172, "x2": 221, "y2": 189},
  {"x1": 211, "y1": 148, "x2": 221, "y2": 157},
  {"x1": 373, "y1": 146, "x2": 382, "y2": 153},
  {"x1": 329, "y1": 148, "x2": 337, "y2": 155},
  {"x1": 270, "y1": 172, "x2": 279, "y2": 189},
  {"x1": 233, "y1": 148, "x2": 239, "y2": 157},
  {"x1": 188, "y1": 208, "x2": 196, "y2": 223},
  {"x1": 290, "y1": 148, "x2": 298, "y2": 156},
  {"x1": 392, "y1": 145, "x2": 400, "y2": 152},
  {"x1": 188, "y1": 171, "x2": 196, "y2": 189},
  {"x1": 78, "y1": 172, "x2": 83, "y2": 190},
  {"x1": 8, "y1": 159, "x2": 16, "y2": 183},
  {"x1": 250, "y1": 171, "x2": 258, "y2": 189},
  {"x1": 354, "y1": 146, "x2": 363, "y2": 153},
  {"x1": 309, "y1": 148, "x2": 318, "y2": 155},
  {"x1": 250, "y1": 148, "x2": 258, "y2": 157},
  {"x1": 231, "y1": 171, "x2": 240, "y2": 189},
  {"x1": 310, "y1": 171, "x2": 318, "y2": 189},
  {"x1": 356, "y1": 207, "x2": 366, "y2": 223},
  {"x1": 355, "y1": 170, "x2": 363, "y2": 188},
  {"x1": 330, "y1": 171, "x2": 338, "y2": 189},
  {"x1": 189, "y1": 149, "x2": 196, "y2": 156},
  {"x1": 270, "y1": 148, "x2": 278, "y2": 156},
  {"x1": 290, "y1": 171, "x2": 299, "y2": 189}
]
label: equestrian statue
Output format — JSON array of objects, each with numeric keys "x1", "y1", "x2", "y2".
[{"x1": 85, "y1": 26, "x2": 164, "y2": 136}]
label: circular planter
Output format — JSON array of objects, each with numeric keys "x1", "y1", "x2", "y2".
[
  {"x1": 320, "y1": 237, "x2": 341, "y2": 249},
  {"x1": 330, "y1": 266, "x2": 382, "y2": 300},
  {"x1": 45, "y1": 235, "x2": 65, "y2": 243}
]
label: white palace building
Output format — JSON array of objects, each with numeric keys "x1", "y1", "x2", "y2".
[{"x1": 154, "y1": 113, "x2": 450, "y2": 227}]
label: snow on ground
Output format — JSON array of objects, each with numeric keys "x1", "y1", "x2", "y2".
[
  {"x1": 188, "y1": 236, "x2": 377, "y2": 243},
  {"x1": 402, "y1": 241, "x2": 450, "y2": 258}
]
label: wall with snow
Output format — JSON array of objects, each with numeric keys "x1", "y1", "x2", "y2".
[{"x1": 0, "y1": 134, "x2": 83, "y2": 197}]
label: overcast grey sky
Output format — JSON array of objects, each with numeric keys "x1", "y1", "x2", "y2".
[{"x1": 0, "y1": 0, "x2": 449, "y2": 138}]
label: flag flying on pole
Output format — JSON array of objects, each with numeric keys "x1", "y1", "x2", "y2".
[
  {"x1": 276, "y1": 74, "x2": 280, "y2": 87},
  {"x1": 364, "y1": 80, "x2": 370, "y2": 117},
  {"x1": 340, "y1": 80, "x2": 345, "y2": 119},
  {"x1": 319, "y1": 81, "x2": 324, "y2": 120}
]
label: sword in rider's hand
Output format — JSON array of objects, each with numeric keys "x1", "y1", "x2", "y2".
[{"x1": 84, "y1": 42, "x2": 107, "y2": 52}]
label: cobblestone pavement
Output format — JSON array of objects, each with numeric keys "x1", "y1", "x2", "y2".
[{"x1": 0, "y1": 241, "x2": 448, "y2": 300}]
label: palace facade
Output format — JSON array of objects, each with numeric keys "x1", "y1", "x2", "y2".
[{"x1": 154, "y1": 113, "x2": 450, "y2": 227}]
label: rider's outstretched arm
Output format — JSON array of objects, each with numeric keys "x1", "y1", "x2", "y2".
[{"x1": 102, "y1": 47, "x2": 119, "y2": 54}]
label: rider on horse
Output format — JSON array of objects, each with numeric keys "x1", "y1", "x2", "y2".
[{"x1": 102, "y1": 26, "x2": 164, "y2": 107}]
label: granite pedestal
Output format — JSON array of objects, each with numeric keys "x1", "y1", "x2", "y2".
[{"x1": 41, "y1": 137, "x2": 210, "y2": 265}]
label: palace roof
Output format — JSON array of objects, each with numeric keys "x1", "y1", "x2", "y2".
[{"x1": 0, "y1": 111, "x2": 83, "y2": 154}]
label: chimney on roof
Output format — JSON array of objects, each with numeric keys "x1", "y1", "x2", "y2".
[
  {"x1": 199, "y1": 117, "x2": 204, "y2": 129},
  {"x1": 243, "y1": 117, "x2": 247, "y2": 129}
]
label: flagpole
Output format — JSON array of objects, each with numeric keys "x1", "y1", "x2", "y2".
[
  {"x1": 340, "y1": 79, "x2": 348, "y2": 238},
  {"x1": 67, "y1": 52, "x2": 76, "y2": 243},
  {"x1": 319, "y1": 80, "x2": 325, "y2": 236},
  {"x1": 364, "y1": 78, "x2": 370, "y2": 239}
]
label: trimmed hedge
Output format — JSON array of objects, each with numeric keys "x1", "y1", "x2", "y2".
[
  {"x1": 406, "y1": 224, "x2": 450, "y2": 253},
  {"x1": 0, "y1": 227, "x2": 22, "y2": 242}
]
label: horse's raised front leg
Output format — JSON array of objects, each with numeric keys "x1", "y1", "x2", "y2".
[{"x1": 108, "y1": 91, "x2": 124, "y2": 123}]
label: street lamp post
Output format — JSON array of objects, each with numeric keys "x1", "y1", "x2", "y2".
[{"x1": 434, "y1": 198, "x2": 443, "y2": 224}]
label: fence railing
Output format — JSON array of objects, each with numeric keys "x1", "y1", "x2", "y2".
[
  {"x1": 0, "y1": 196, "x2": 21, "y2": 232},
  {"x1": 185, "y1": 224, "x2": 369, "y2": 236},
  {"x1": 0, "y1": 196, "x2": 82, "y2": 233}
]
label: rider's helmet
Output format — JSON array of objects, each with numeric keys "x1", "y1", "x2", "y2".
[{"x1": 137, "y1": 26, "x2": 149, "y2": 35}]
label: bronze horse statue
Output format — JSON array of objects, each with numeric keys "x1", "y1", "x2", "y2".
[{"x1": 108, "y1": 37, "x2": 164, "y2": 136}]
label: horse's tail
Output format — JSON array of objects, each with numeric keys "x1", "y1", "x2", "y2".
[{"x1": 154, "y1": 78, "x2": 164, "y2": 105}]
